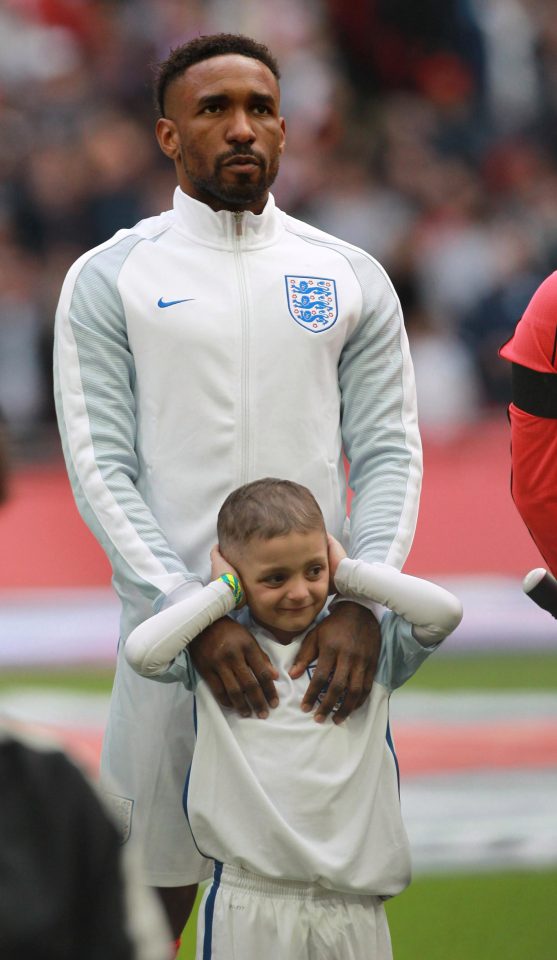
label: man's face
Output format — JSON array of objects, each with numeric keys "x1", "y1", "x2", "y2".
[
  {"x1": 232, "y1": 528, "x2": 330, "y2": 643},
  {"x1": 156, "y1": 54, "x2": 286, "y2": 214}
]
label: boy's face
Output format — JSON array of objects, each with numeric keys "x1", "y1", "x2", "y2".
[{"x1": 233, "y1": 528, "x2": 329, "y2": 643}]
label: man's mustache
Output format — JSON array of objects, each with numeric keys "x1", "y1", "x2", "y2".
[{"x1": 217, "y1": 148, "x2": 264, "y2": 167}]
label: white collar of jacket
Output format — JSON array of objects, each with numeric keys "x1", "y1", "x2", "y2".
[{"x1": 172, "y1": 186, "x2": 285, "y2": 250}]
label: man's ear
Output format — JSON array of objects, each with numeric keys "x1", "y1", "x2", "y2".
[{"x1": 155, "y1": 117, "x2": 180, "y2": 160}]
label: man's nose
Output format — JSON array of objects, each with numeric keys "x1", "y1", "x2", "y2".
[{"x1": 225, "y1": 108, "x2": 256, "y2": 143}]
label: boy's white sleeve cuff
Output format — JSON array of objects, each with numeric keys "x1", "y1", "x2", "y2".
[
  {"x1": 125, "y1": 579, "x2": 235, "y2": 677},
  {"x1": 328, "y1": 591, "x2": 384, "y2": 622},
  {"x1": 158, "y1": 579, "x2": 205, "y2": 611}
]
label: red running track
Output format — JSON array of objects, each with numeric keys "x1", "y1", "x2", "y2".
[{"x1": 19, "y1": 717, "x2": 557, "y2": 782}]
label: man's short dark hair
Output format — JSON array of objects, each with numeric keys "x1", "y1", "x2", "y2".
[{"x1": 153, "y1": 33, "x2": 280, "y2": 118}]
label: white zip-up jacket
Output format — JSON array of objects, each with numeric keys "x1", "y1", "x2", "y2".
[{"x1": 54, "y1": 189, "x2": 422, "y2": 638}]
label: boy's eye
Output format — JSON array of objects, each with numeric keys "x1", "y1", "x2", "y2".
[
  {"x1": 307, "y1": 565, "x2": 324, "y2": 579},
  {"x1": 265, "y1": 574, "x2": 285, "y2": 586}
]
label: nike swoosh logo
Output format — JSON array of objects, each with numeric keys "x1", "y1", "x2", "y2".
[{"x1": 157, "y1": 297, "x2": 195, "y2": 308}]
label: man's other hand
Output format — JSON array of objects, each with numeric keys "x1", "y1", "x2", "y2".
[{"x1": 289, "y1": 602, "x2": 380, "y2": 724}]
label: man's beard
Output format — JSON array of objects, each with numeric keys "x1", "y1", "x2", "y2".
[{"x1": 181, "y1": 145, "x2": 280, "y2": 208}]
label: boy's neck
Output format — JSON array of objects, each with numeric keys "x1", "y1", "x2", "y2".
[{"x1": 251, "y1": 614, "x2": 303, "y2": 645}]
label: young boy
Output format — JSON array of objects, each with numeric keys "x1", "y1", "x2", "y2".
[{"x1": 125, "y1": 478, "x2": 462, "y2": 960}]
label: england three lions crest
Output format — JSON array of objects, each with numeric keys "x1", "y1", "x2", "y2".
[{"x1": 285, "y1": 276, "x2": 338, "y2": 333}]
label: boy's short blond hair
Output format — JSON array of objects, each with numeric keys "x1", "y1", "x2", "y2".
[{"x1": 217, "y1": 478, "x2": 326, "y2": 557}]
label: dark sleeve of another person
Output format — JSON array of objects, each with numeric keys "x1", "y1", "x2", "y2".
[{"x1": 0, "y1": 736, "x2": 135, "y2": 960}]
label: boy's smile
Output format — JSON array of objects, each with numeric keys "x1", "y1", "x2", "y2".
[{"x1": 233, "y1": 529, "x2": 330, "y2": 643}]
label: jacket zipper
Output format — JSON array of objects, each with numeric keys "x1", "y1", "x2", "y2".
[{"x1": 233, "y1": 212, "x2": 250, "y2": 482}]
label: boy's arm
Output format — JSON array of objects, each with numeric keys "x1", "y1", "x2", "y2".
[
  {"x1": 124, "y1": 579, "x2": 236, "y2": 682},
  {"x1": 333, "y1": 557, "x2": 463, "y2": 645}
]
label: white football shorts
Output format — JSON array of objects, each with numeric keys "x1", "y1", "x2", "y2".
[
  {"x1": 197, "y1": 864, "x2": 393, "y2": 960},
  {"x1": 100, "y1": 644, "x2": 212, "y2": 886}
]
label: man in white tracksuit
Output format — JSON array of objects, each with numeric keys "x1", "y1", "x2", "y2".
[
  {"x1": 124, "y1": 479, "x2": 462, "y2": 959},
  {"x1": 53, "y1": 33, "x2": 422, "y2": 943}
]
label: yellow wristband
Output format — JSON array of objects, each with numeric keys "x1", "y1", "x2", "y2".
[{"x1": 218, "y1": 573, "x2": 244, "y2": 607}]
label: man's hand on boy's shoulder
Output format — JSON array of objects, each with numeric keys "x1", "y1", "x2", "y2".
[
  {"x1": 289, "y1": 602, "x2": 380, "y2": 725},
  {"x1": 189, "y1": 619, "x2": 279, "y2": 719}
]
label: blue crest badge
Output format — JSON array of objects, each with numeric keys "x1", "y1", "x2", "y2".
[{"x1": 285, "y1": 276, "x2": 338, "y2": 333}]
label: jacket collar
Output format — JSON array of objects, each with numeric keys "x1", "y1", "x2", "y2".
[{"x1": 172, "y1": 187, "x2": 284, "y2": 249}]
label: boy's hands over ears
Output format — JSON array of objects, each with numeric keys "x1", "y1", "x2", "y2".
[
  {"x1": 326, "y1": 533, "x2": 346, "y2": 589},
  {"x1": 209, "y1": 544, "x2": 243, "y2": 603}
]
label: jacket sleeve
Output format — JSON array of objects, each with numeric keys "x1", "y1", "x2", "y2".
[
  {"x1": 54, "y1": 237, "x2": 202, "y2": 618},
  {"x1": 338, "y1": 252, "x2": 422, "y2": 569}
]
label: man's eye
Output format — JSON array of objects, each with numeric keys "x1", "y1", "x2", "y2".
[
  {"x1": 202, "y1": 103, "x2": 222, "y2": 114},
  {"x1": 253, "y1": 104, "x2": 271, "y2": 115}
]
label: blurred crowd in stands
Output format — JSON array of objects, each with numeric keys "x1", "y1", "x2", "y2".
[{"x1": 1, "y1": 0, "x2": 557, "y2": 455}]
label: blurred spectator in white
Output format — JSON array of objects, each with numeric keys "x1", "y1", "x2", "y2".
[
  {"x1": 0, "y1": 0, "x2": 82, "y2": 88},
  {"x1": 410, "y1": 319, "x2": 482, "y2": 441},
  {"x1": 393, "y1": 262, "x2": 482, "y2": 439},
  {"x1": 299, "y1": 155, "x2": 415, "y2": 265},
  {"x1": 474, "y1": 0, "x2": 542, "y2": 137},
  {"x1": 410, "y1": 158, "x2": 500, "y2": 332}
]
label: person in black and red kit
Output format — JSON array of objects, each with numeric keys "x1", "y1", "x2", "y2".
[{"x1": 500, "y1": 271, "x2": 557, "y2": 578}]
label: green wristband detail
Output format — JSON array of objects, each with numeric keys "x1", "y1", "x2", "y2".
[{"x1": 218, "y1": 573, "x2": 244, "y2": 607}]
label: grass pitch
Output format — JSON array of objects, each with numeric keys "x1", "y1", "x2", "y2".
[{"x1": 2, "y1": 649, "x2": 557, "y2": 693}]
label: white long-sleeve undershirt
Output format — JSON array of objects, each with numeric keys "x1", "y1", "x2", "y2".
[{"x1": 125, "y1": 558, "x2": 462, "y2": 679}]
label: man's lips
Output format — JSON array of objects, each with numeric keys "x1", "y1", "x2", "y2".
[{"x1": 222, "y1": 155, "x2": 261, "y2": 168}]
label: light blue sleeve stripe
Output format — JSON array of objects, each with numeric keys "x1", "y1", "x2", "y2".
[
  {"x1": 148, "y1": 651, "x2": 198, "y2": 688},
  {"x1": 54, "y1": 234, "x2": 198, "y2": 611},
  {"x1": 292, "y1": 232, "x2": 422, "y2": 569},
  {"x1": 377, "y1": 614, "x2": 440, "y2": 692}
]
